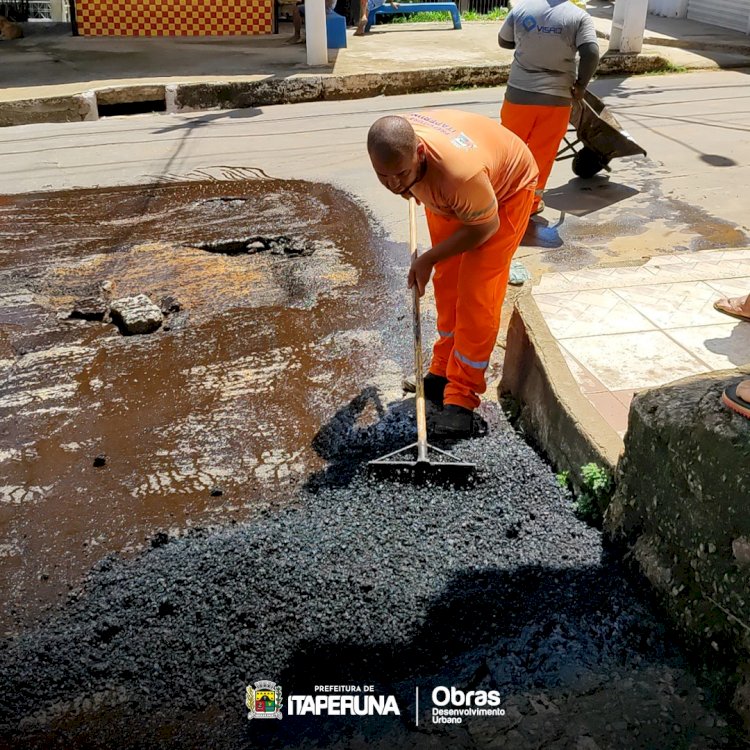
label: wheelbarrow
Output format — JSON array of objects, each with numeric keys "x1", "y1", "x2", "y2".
[{"x1": 556, "y1": 90, "x2": 647, "y2": 179}]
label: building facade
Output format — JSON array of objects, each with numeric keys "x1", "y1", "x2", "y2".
[
  {"x1": 649, "y1": 0, "x2": 750, "y2": 34},
  {"x1": 73, "y1": 0, "x2": 274, "y2": 36}
]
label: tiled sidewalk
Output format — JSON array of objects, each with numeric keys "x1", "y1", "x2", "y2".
[{"x1": 532, "y1": 248, "x2": 750, "y2": 437}]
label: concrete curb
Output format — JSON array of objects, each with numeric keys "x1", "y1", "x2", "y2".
[
  {"x1": 0, "y1": 52, "x2": 723, "y2": 128},
  {"x1": 0, "y1": 93, "x2": 97, "y2": 127},
  {"x1": 499, "y1": 290, "x2": 623, "y2": 487}
]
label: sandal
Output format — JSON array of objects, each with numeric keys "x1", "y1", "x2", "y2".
[
  {"x1": 721, "y1": 380, "x2": 750, "y2": 420},
  {"x1": 713, "y1": 294, "x2": 750, "y2": 323}
]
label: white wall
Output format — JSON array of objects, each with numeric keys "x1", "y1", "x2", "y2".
[{"x1": 648, "y1": 0, "x2": 688, "y2": 18}]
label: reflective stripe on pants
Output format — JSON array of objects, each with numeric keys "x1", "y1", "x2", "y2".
[
  {"x1": 500, "y1": 100, "x2": 571, "y2": 212},
  {"x1": 426, "y1": 186, "x2": 536, "y2": 411}
]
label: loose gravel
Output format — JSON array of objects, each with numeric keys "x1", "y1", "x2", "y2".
[{"x1": 0, "y1": 403, "x2": 744, "y2": 749}]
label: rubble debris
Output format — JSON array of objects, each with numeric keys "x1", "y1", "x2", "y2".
[
  {"x1": 110, "y1": 294, "x2": 163, "y2": 336},
  {"x1": 159, "y1": 296, "x2": 181, "y2": 315}
]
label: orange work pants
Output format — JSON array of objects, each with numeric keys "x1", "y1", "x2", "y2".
[
  {"x1": 500, "y1": 100, "x2": 571, "y2": 211},
  {"x1": 426, "y1": 186, "x2": 535, "y2": 411}
]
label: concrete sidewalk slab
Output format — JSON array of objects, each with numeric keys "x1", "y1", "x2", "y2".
[
  {"x1": 534, "y1": 248, "x2": 750, "y2": 437},
  {"x1": 502, "y1": 248, "x2": 750, "y2": 484},
  {"x1": 2, "y1": 17, "x2": 750, "y2": 126}
]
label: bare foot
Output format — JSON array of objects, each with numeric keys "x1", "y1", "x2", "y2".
[
  {"x1": 354, "y1": 17, "x2": 367, "y2": 35},
  {"x1": 738, "y1": 380, "x2": 750, "y2": 402},
  {"x1": 714, "y1": 293, "x2": 750, "y2": 322}
]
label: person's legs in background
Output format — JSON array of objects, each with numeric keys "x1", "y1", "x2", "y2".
[
  {"x1": 355, "y1": 0, "x2": 369, "y2": 34},
  {"x1": 355, "y1": 0, "x2": 396, "y2": 35},
  {"x1": 287, "y1": 1, "x2": 304, "y2": 42},
  {"x1": 714, "y1": 292, "x2": 750, "y2": 418},
  {"x1": 501, "y1": 101, "x2": 570, "y2": 214}
]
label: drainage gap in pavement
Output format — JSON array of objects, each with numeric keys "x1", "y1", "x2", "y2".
[{"x1": 97, "y1": 99, "x2": 167, "y2": 117}]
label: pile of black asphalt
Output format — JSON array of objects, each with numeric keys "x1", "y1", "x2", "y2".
[{"x1": 0, "y1": 403, "x2": 744, "y2": 750}]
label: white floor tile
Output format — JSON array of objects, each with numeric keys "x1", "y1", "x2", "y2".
[
  {"x1": 560, "y1": 349, "x2": 608, "y2": 394},
  {"x1": 704, "y1": 277, "x2": 750, "y2": 300},
  {"x1": 666, "y1": 323, "x2": 750, "y2": 370},
  {"x1": 613, "y1": 281, "x2": 730, "y2": 329},
  {"x1": 535, "y1": 289, "x2": 655, "y2": 338},
  {"x1": 560, "y1": 331, "x2": 708, "y2": 391}
]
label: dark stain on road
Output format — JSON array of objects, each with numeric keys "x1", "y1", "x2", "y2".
[
  {"x1": 0, "y1": 178, "x2": 410, "y2": 634},
  {"x1": 523, "y1": 158, "x2": 747, "y2": 274}
]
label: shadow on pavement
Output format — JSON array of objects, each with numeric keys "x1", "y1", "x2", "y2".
[
  {"x1": 704, "y1": 322, "x2": 750, "y2": 368},
  {"x1": 543, "y1": 175, "x2": 640, "y2": 217},
  {"x1": 152, "y1": 107, "x2": 264, "y2": 134},
  {"x1": 243, "y1": 560, "x2": 743, "y2": 750}
]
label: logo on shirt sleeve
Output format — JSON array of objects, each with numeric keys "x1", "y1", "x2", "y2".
[
  {"x1": 522, "y1": 15, "x2": 536, "y2": 31},
  {"x1": 451, "y1": 132, "x2": 477, "y2": 151}
]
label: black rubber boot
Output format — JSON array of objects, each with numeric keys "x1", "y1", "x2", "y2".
[
  {"x1": 402, "y1": 372, "x2": 448, "y2": 406},
  {"x1": 432, "y1": 404, "x2": 473, "y2": 438}
]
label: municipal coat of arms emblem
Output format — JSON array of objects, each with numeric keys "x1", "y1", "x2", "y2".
[{"x1": 246, "y1": 680, "x2": 283, "y2": 720}]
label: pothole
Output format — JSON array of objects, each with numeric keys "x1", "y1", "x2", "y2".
[{"x1": 193, "y1": 235, "x2": 317, "y2": 257}]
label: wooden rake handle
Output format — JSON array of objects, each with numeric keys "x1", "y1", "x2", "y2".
[{"x1": 408, "y1": 197, "x2": 428, "y2": 462}]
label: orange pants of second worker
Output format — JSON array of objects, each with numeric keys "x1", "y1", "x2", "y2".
[
  {"x1": 426, "y1": 186, "x2": 535, "y2": 411},
  {"x1": 501, "y1": 101, "x2": 571, "y2": 211}
]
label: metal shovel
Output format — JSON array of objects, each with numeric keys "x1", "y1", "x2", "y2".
[{"x1": 367, "y1": 197, "x2": 476, "y2": 485}]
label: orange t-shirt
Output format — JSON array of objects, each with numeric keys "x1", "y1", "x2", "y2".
[{"x1": 406, "y1": 110, "x2": 538, "y2": 225}]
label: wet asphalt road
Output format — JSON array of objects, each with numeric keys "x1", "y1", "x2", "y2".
[
  {"x1": 1, "y1": 73, "x2": 749, "y2": 746},
  {"x1": 0, "y1": 177, "x2": 418, "y2": 632},
  {"x1": 0, "y1": 174, "x2": 747, "y2": 749},
  {"x1": 1, "y1": 157, "x2": 746, "y2": 635},
  {"x1": 0, "y1": 403, "x2": 745, "y2": 749}
]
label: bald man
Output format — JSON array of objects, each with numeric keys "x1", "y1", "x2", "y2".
[{"x1": 368, "y1": 111, "x2": 538, "y2": 437}]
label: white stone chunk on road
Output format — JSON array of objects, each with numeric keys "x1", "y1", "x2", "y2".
[{"x1": 110, "y1": 294, "x2": 163, "y2": 335}]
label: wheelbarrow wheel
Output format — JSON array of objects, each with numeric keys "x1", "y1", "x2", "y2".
[{"x1": 572, "y1": 147, "x2": 608, "y2": 179}]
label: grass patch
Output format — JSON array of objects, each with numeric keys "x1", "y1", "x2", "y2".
[
  {"x1": 389, "y1": 6, "x2": 508, "y2": 23},
  {"x1": 644, "y1": 60, "x2": 689, "y2": 75},
  {"x1": 391, "y1": 10, "x2": 452, "y2": 22},
  {"x1": 462, "y1": 7, "x2": 508, "y2": 21}
]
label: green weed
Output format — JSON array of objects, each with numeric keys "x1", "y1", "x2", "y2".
[
  {"x1": 572, "y1": 462, "x2": 613, "y2": 525},
  {"x1": 556, "y1": 470, "x2": 571, "y2": 490},
  {"x1": 462, "y1": 7, "x2": 509, "y2": 21}
]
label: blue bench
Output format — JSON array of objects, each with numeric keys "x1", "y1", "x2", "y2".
[
  {"x1": 365, "y1": 2, "x2": 462, "y2": 32},
  {"x1": 326, "y1": 10, "x2": 347, "y2": 48}
]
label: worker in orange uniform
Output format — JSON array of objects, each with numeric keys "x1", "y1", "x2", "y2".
[
  {"x1": 498, "y1": 0, "x2": 600, "y2": 215},
  {"x1": 367, "y1": 111, "x2": 538, "y2": 437}
]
